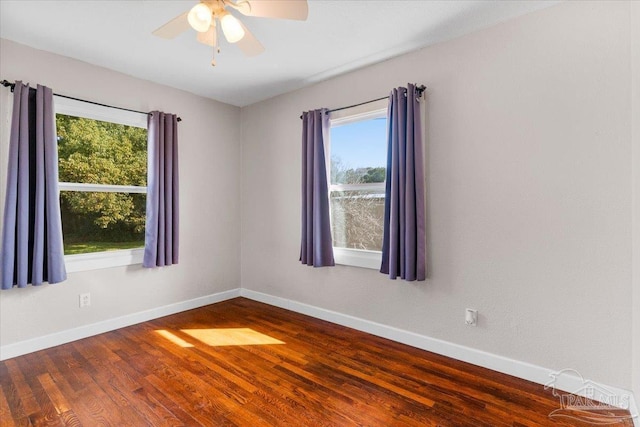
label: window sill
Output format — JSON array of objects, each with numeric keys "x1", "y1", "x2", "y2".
[
  {"x1": 65, "y1": 248, "x2": 144, "y2": 273},
  {"x1": 333, "y1": 247, "x2": 381, "y2": 270}
]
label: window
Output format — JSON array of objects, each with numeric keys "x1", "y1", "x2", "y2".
[
  {"x1": 55, "y1": 97, "x2": 148, "y2": 272},
  {"x1": 329, "y1": 103, "x2": 387, "y2": 269}
]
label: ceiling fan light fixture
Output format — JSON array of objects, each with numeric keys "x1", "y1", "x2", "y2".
[
  {"x1": 188, "y1": 3, "x2": 212, "y2": 32},
  {"x1": 220, "y1": 13, "x2": 245, "y2": 43}
]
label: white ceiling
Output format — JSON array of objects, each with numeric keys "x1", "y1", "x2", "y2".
[{"x1": 0, "y1": 0, "x2": 558, "y2": 107}]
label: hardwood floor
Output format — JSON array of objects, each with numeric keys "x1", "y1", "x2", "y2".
[{"x1": 0, "y1": 298, "x2": 633, "y2": 426}]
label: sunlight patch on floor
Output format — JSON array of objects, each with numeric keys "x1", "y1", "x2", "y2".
[
  {"x1": 155, "y1": 330, "x2": 194, "y2": 347},
  {"x1": 181, "y1": 328, "x2": 285, "y2": 346}
]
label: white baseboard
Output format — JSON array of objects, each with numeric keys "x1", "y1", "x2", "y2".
[
  {"x1": 0, "y1": 288, "x2": 241, "y2": 361},
  {"x1": 240, "y1": 288, "x2": 639, "y2": 426},
  {"x1": 1, "y1": 287, "x2": 636, "y2": 426}
]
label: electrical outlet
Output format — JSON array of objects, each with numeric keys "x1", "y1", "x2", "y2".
[
  {"x1": 79, "y1": 293, "x2": 91, "y2": 308},
  {"x1": 465, "y1": 308, "x2": 478, "y2": 326}
]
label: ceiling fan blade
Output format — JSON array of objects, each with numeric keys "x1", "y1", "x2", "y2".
[
  {"x1": 196, "y1": 25, "x2": 217, "y2": 47},
  {"x1": 234, "y1": 0, "x2": 308, "y2": 21},
  {"x1": 152, "y1": 11, "x2": 190, "y2": 39},
  {"x1": 236, "y1": 22, "x2": 265, "y2": 57}
]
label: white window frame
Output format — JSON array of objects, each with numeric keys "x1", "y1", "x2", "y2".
[
  {"x1": 328, "y1": 102, "x2": 387, "y2": 270},
  {"x1": 55, "y1": 96, "x2": 148, "y2": 272}
]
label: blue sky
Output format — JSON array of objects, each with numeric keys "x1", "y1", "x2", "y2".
[{"x1": 331, "y1": 117, "x2": 387, "y2": 169}]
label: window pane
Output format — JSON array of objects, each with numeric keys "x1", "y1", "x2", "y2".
[
  {"x1": 56, "y1": 113, "x2": 147, "y2": 256},
  {"x1": 60, "y1": 192, "x2": 146, "y2": 255},
  {"x1": 56, "y1": 114, "x2": 147, "y2": 186},
  {"x1": 330, "y1": 190, "x2": 385, "y2": 251},
  {"x1": 331, "y1": 117, "x2": 386, "y2": 184}
]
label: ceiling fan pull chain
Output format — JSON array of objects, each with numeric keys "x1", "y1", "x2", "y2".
[
  {"x1": 211, "y1": 19, "x2": 219, "y2": 66},
  {"x1": 216, "y1": 20, "x2": 221, "y2": 54}
]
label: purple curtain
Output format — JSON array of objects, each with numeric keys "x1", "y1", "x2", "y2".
[
  {"x1": 300, "y1": 108, "x2": 334, "y2": 267},
  {"x1": 143, "y1": 111, "x2": 179, "y2": 268},
  {"x1": 1, "y1": 82, "x2": 66, "y2": 289},
  {"x1": 381, "y1": 84, "x2": 426, "y2": 281}
]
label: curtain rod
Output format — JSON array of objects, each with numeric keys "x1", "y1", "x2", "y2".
[
  {"x1": 1, "y1": 79, "x2": 182, "y2": 122},
  {"x1": 300, "y1": 84, "x2": 426, "y2": 119}
]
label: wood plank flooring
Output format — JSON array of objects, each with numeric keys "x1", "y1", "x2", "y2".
[{"x1": 0, "y1": 298, "x2": 633, "y2": 426}]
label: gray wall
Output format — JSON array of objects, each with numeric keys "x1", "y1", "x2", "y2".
[
  {"x1": 0, "y1": 0, "x2": 637, "y2": 397},
  {"x1": 632, "y1": 0, "x2": 640, "y2": 402},
  {"x1": 240, "y1": 1, "x2": 636, "y2": 390},
  {"x1": 0, "y1": 39, "x2": 242, "y2": 345}
]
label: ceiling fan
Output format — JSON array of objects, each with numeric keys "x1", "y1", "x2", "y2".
[{"x1": 152, "y1": 0, "x2": 308, "y2": 66}]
